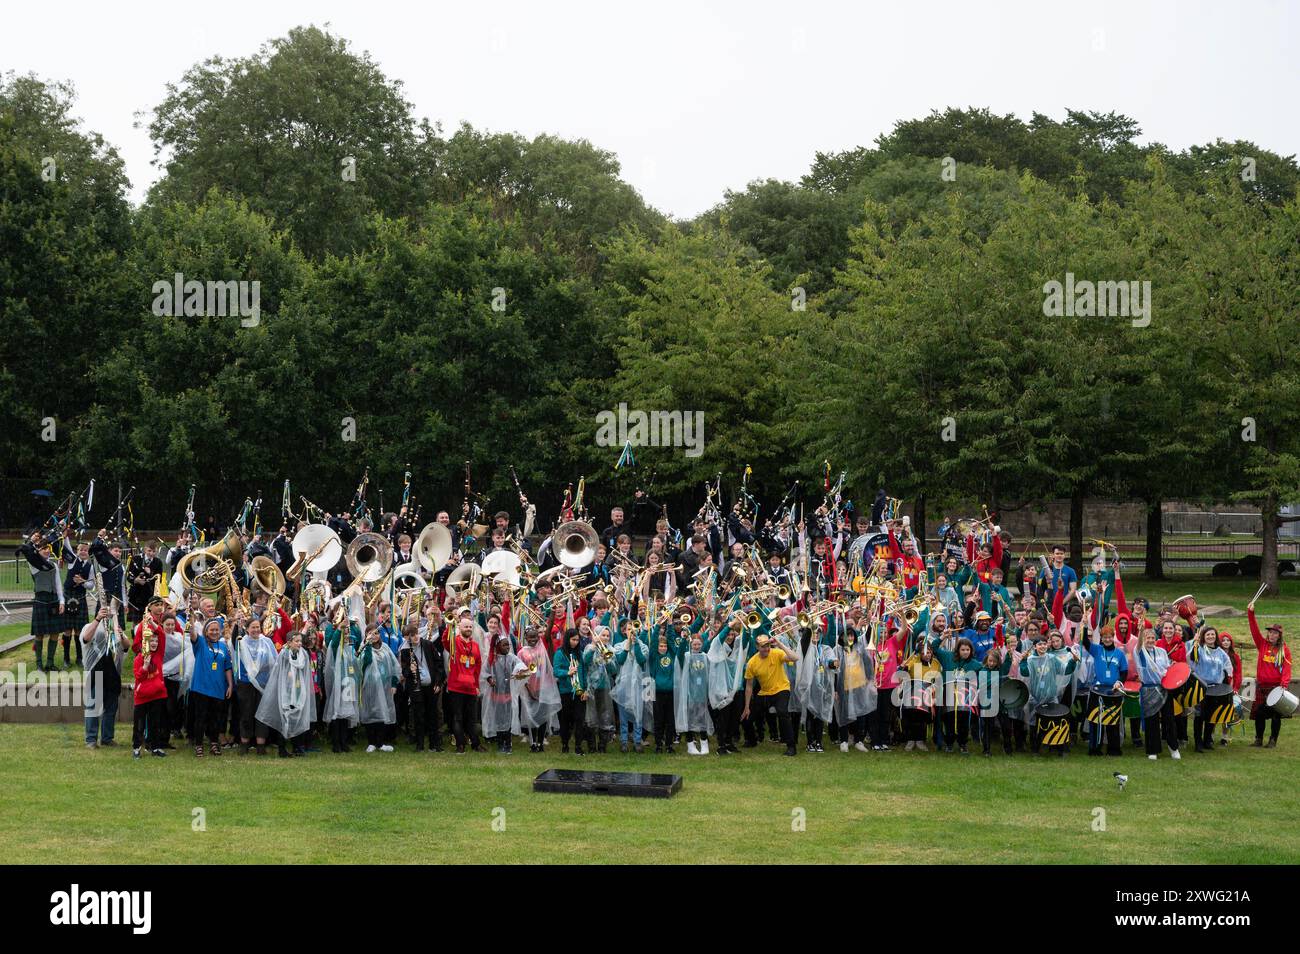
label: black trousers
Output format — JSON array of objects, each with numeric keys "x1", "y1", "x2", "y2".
[
  {"x1": 1087, "y1": 691, "x2": 1122, "y2": 754},
  {"x1": 753, "y1": 690, "x2": 794, "y2": 749},
  {"x1": 870, "y1": 696, "x2": 896, "y2": 747},
  {"x1": 162, "y1": 678, "x2": 182, "y2": 745},
  {"x1": 1256, "y1": 707, "x2": 1283, "y2": 742},
  {"x1": 559, "y1": 693, "x2": 587, "y2": 749},
  {"x1": 1144, "y1": 695, "x2": 1180, "y2": 755},
  {"x1": 840, "y1": 714, "x2": 867, "y2": 744},
  {"x1": 191, "y1": 693, "x2": 225, "y2": 743},
  {"x1": 133, "y1": 698, "x2": 165, "y2": 750},
  {"x1": 395, "y1": 687, "x2": 409, "y2": 739},
  {"x1": 710, "y1": 694, "x2": 739, "y2": 747},
  {"x1": 901, "y1": 707, "x2": 931, "y2": 742},
  {"x1": 236, "y1": 682, "x2": 271, "y2": 741},
  {"x1": 447, "y1": 690, "x2": 480, "y2": 749},
  {"x1": 407, "y1": 687, "x2": 441, "y2": 749},
  {"x1": 364, "y1": 723, "x2": 385, "y2": 746},
  {"x1": 940, "y1": 708, "x2": 970, "y2": 746},
  {"x1": 653, "y1": 691, "x2": 674, "y2": 746},
  {"x1": 805, "y1": 716, "x2": 824, "y2": 746}
]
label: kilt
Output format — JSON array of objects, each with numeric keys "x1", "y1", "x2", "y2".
[
  {"x1": 30, "y1": 595, "x2": 64, "y2": 636},
  {"x1": 62, "y1": 595, "x2": 89, "y2": 629},
  {"x1": 1251, "y1": 682, "x2": 1282, "y2": 720}
]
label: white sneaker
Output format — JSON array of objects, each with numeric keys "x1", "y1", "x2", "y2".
[
  {"x1": 917, "y1": 741, "x2": 929, "y2": 752},
  {"x1": 1148, "y1": 754, "x2": 1158, "y2": 761},
  {"x1": 904, "y1": 741, "x2": 915, "y2": 751},
  {"x1": 854, "y1": 741, "x2": 869, "y2": 752},
  {"x1": 1171, "y1": 749, "x2": 1181, "y2": 760},
  {"x1": 840, "y1": 741, "x2": 849, "y2": 753},
  {"x1": 365, "y1": 744, "x2": 377, "y2": 753},
  {"x1": 380, "y1": 744, "x2": 394, "y2": 752},
  {"x1": 686, "y1": 740, "x2": 698, "y2": 755},
  {"x1": 700, "y1": 739, "x2": 709, "y2": 754}
]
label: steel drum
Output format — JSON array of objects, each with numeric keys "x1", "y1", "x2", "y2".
[
  {"x1": 1139, "y1": 685, "x2": 1167, "y2": 718},
  {"x1": 999, "y1": 677, "x2": 1029, "y2": 714},
  {"x1": 1267, "y1": 686, "x2": 1299, "y2": 717}
]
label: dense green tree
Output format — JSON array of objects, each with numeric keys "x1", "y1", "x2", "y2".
[
  {"x1": 145, "y1": 25, "x2": 431, "y2": 260},
  {"x1": 0, "y1": 76, "x2": 134, "y2": 506}
]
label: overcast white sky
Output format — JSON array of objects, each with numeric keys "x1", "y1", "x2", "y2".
[{"x1": 3, "y1": 0, "x2": 1297, "y2": 218}]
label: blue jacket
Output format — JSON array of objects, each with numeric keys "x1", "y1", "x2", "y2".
[
  {"x1": 1083, "y1": 639, "x2": 1128, "y2": 689},
  {"x1": 1190, "y1": 644, "x2": 1231, "y2": 685},
  {"x1": 957, "y1": 626, "x2": 997, "y2": 662}
]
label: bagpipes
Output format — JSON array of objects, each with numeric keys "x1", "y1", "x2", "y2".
[
  {"x1": 100, "y1": 484, "x2": 138, "y2": 557},
  {"x1": 736, "y1": 464, "x2": 759, "y2": 523},
  {"x1": 186, "y1": 485, "x2": 202, "y2": 543},
  {"x1": 458, "y1": 460, "x2": 492, "y2": 550},
  {"x1": 697, "y1": 472, "x2": 723, "y2": 525},
  {"x1": 350, "y1": 467, "x2": 371, "y2": 525},
  {"x1": 36, "y1": 481, "x2": 94, "y2": 550},
  {"x1": 395, "y1": 465, "x2": 423, "y2": 537}
]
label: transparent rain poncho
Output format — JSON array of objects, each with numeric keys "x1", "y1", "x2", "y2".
[
  {"x1": 255, "y1": 646, "x2": 316, "y2": 738},
  {"x1": 516, "y1": 640, "x2": 561, "y2": 729},
  {"x1": 674, "y1": 649, "x2": 713, "y2": 733}
]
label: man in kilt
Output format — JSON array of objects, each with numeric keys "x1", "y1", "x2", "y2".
[
  {"x1": 58, "y1": 539, "x2": 94, "y2": 668},
  {"x1": 17, "y1": 532, "x2": 65, "y2": 671}
]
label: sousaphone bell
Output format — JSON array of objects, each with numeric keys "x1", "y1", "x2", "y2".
[
  {"x1": 554, "y1": 520, "x2": 599, "y2": 570},
  {"x1": 345, "y1": 531, "x2": 393, "y2": 583}
]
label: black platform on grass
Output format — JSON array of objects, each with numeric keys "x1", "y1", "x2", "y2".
[{"x1": 533, "y1": 768, "x2": 683, "y2": 798}]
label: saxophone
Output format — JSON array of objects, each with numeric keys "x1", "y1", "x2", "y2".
[{"x1": 570, "y1": 651, "x2": 586, "y2": 701}]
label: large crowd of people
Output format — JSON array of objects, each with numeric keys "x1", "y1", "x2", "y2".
[{"x1": 16, "y1": 487, "x2": 1294, "y2": 764}]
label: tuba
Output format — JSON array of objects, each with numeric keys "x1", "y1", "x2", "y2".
[
  {"x1": 177, "y1": 529, "x2": 244, "y2": 597},
  {"x1": 554, "y1": 520, "x2": 599, "y2": 570},
  {"x1": 250, "y1": 555, "x2": 286, "y2": 612},
  {"x1": 480, "y1": 549, "x2": 522, "y2": 589},
  {"x1": 288, "y1": 523, "x2": 343, "y2": 578},
  {"x1": 413, "y1": 522, "x2": 453, "y2": 575},
  {"x1": 345, "y1": 532, "x2": 393, "y2": 584},
  {"x1": 445, "y1": 561, "x2": 484, "y2": 598}
]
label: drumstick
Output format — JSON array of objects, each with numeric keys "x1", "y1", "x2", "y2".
[{"x1": 1249, "y1": 581, "x2": 1268, "y2": 605}]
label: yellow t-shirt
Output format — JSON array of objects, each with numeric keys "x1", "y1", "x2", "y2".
[{"x1": 745, "y1": 647, "x2": 791, "y2": 696}]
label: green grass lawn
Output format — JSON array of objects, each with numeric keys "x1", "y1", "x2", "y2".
[
  {"x1": 2, "y1": 578, "x2": 1296, "y2": 865},
  {"x1": 0, "y1": 722, "x2": 1295, "y2": 864}
]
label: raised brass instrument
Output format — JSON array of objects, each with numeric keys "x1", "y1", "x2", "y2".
[
  {"x1": 555, "y1": 520, "x2": 599, "y2": 570},
  {"x1": 345, "y1": 532, "x2": 393, "y2": 583},
  {"x1": 177, "y1": 528, "x2": 244, "y2": 598},
  {"x1": 288, "y1": 523, "x2": 342, "y2": 578},
  {"x1": 250, "y1": 554, "x2": 286, "y2": 614}
]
